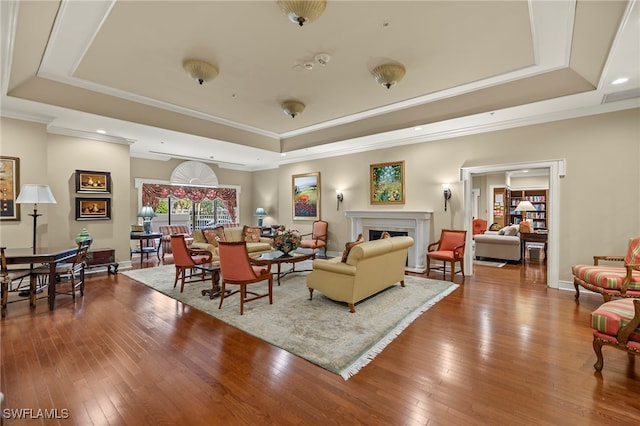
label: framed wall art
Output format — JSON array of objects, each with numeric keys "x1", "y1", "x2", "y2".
[
  {"x1": 292, "y1": 172, "x2": 320, "y2": 220},
  {"x1": 0, "y1": 156, "x2": 20, "y2": 221},
  {"x1": 75, "y1": 170, "x2": 111, "y2": 193},
  {"x1": 76, "y1": 198, "x2": 111, "y2": 220},
  {"x1": 370, "y1": 161, "x2": 405, "y2": 204}
]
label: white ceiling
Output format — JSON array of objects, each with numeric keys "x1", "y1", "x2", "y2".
[{"x1": 1, "y1": 0, "x2": 639, "y2": 171}]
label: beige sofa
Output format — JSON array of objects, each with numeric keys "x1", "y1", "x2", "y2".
[
  {"x1": 474, "y1": 227, "x2": 521, "y2": 262},
  {"x1": 191, "y1": 226, "x2": 273, "y2": 261},
  {"x1": 306, "y1": 236, "x2": 414, "y2": 313}
]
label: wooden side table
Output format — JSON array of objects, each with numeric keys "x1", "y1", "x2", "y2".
[
  {"x1": 520, "y1": 232, "x2": 548, "y2": 263},
  {"x1": 130, "y1": 232, "x2": 162, "y2": 267}
]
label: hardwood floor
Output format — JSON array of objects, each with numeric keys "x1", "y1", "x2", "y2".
[{"x1": 2, "y1": 256, "x2": 639, "y2": 425}]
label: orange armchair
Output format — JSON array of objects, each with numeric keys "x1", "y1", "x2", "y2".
[
  {"x1": 217, "y1": 242, "x2": 273, "y2": 315},
  {"x1": 472, "y1": 218, "x2": 487, "y2": 237},
  {"x1": 427, "y1": 229, "x2": 467, "y2": 282},
  {"x1": 170, "y1": 234, "x2": 212, "y2": 292},
  {"x1": 298, "y1": 220, "x2": 328, "y2": 258}
]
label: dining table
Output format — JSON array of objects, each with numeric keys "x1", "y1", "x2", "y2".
[{"x1": 4, "y1": 246, "x2": 78, "y2": 311}]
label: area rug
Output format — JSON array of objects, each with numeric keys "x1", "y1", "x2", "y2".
[
  {"x1": 474, "y1": 259, "x2": 507, "y2": 268},
  {"x1": 123, "y1": 264, "x2": 458, "y2": 380}
]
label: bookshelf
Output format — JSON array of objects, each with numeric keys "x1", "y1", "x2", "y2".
[{"x1": 507, "y1": 189, "x2": 548, "y2": 230}]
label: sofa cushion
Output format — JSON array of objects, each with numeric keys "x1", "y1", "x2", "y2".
[
  {"x1": 243, "y1": 225, "x2": 262, "y2": 242},
  {"x1": 591, "y1": 298, "x2": 640, "y2": 342},
  {"x1": 341, "y1": 234, "x2": 364, "y2": 263},
  {"x1": 202, "y1": 226, "x2": 226, "y2": 245}
]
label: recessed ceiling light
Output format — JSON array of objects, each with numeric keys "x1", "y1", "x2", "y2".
[
  {"x1": 281, "y1": 153, "x2": 287, "y2": 156},
  {"x1": 96, "y1": 129, "x2": 106, "y2": 134},
  {"x1": 612, "y1": 77, "x2": 629, "y2": 85},
  {"x1": 413, "y1": 126, "x2": 422, "y2": 131}
]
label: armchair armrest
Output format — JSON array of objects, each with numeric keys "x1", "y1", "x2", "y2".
[
  {"x1": 593, "y1": 255, "x2": 625, "y2": 265},
  {"x1": 428, "y1": 240, "x2": 441, "y2": 252},
  {"x1": 251, "y1": 258, "x2": 272, "y2": 268},
  {"x1": 188, "y1": 247, "x2": 212, "y2": 262}
]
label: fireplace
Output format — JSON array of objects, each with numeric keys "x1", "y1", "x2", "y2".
[{"x1": 345, "y1": 211, "x2": 432, "y2": 272}]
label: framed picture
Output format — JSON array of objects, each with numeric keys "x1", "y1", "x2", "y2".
[
  {"x1": 292, "y1": 172, "x2": 320, "y2": 220},
  {"x1": 75, "y1": 170, "x2": 111, "y2": 193},
  {"x1": 76, "y1": 198, "x2": 111, "y2": 220},
  {"x1": 370, "y1": 161, "x2": 405, "y2": 204},
  {"x1": 0, "y1": 156, "x2": 20, "y2": 221}
]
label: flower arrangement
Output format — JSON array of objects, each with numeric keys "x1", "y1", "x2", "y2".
[{"x1": 273, "y1": 228, "x2": 301, "y2": 255}]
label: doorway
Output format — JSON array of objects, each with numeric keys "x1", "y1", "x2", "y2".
[{"x1": 461, "y1": 159, "x2": 565, "y2": 289}]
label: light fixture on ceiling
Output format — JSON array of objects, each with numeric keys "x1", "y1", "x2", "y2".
[
  {"x1": 282, "y1": 100, "x2": 305, "y2": 118},
  {"x1": 183, "y1": 59, "x2": 218, "y2": 85},
  {"x1": 371, "y1": 63, "x2": 406, "y2": 89},
  {"x1": 277, "y1": 0, "x2": 327, "y2": 27}
]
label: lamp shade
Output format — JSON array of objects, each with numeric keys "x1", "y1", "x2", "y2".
[
  {"x1": 515, "y1": 200, "x2": 536, "y2": 212},
  {"x1": 137, "y1": 206, "x2": 157, "y2": 218},
  {"x1": 255, "y1": 208, "x2": 267, "y2": 216},
  {"x1": 15, "y1": 184, "x2": 57, "y2": 204}
]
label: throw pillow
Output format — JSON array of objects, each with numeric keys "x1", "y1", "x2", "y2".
[
  {"x1": 489, "y1": 223, "x2": 503, "y2": 231},
  {"x1": 380, "y1": 231, "x2": 391, "y2": 239},
  {"x1": 341, "y1": 233, "x2": 364, "y2": 263},
  {"x1": 503, "y1": 225, "x2": 519, "y2": 236},
  {"x1": 243, "y1": 225, "x2": 261, "y2": 242},
  {"x1": 202, "y1": 226, "x2": 226, "y2": 245}
]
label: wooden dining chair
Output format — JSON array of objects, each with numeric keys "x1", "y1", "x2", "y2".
[
  {"x1": 170, "y1": 234, "x2": 213, "y2": 292},
  {"x1": 34, "y1": 239, "x2": 93, "y2": 301},
  {"x1": 1, "y1": 247, "x2": 32, "y2": 318},
  {"x1": 217, "y1": 241, "x2": 273, "y2": 315}
]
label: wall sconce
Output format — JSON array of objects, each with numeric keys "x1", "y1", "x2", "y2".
[
  {"x1": 336, "y1": 190, "x2": 343, "y2": 210},
  {"x1": 255, "y1": 207, "x2": 267, "y2": 227},
  {"x1": 442, "y1": 184, "x2": 452, "y2": 211}
]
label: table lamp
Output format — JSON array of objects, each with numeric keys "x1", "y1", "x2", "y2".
[
  {"x1": 15, "y1": 184, "x2": 57, "y2": 254},
  {"x1": 137, "y1": 206, "x2": 157, "y2": 233},
  {"x1": 515, "y1": 200, "x2": 536, "y2": 225},
  {"x1": 255, "y1": 207, "x2": 267, "y2": 227}
]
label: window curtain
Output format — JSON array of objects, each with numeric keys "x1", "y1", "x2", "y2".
[{"x1": 141, "y1": 183, "x2": 237, "y2": 223}]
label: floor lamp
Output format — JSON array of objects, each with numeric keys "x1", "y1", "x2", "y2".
[
  {"x1": 15, "y1": 184, "x2": 57, "y2": 296},
  {"x1": 15, "y1": 184, "x2": 57, "y2": 254}
]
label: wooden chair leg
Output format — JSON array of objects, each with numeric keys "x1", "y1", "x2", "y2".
[
  {"x1": 1, "y1": 281, "x2": 7, "y2": 318},
  {"x1": 218, "y1": 282, "x2": 227, "y2": 309},
  {"x1": 593, "y1": 336, "x2": 604, "y2": 372},
  {"x1": 450, "y1": 261, "x2": 454, "y2": 282}
]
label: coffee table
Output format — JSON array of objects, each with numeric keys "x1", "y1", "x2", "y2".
[
  {"x1": 196, "y1": 262, "x2": 224, "y2": 299},
  {"x1": 256, "y1": 249, "x2": 315, "y2": 285}
]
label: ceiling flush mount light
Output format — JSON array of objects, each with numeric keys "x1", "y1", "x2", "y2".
[
  {"x1": 282, "y1": 100, "x2": 305, "y2": 118},
  {"x1": 183, "y1": 59, "x2": 218, "y2": 85},
  {"x1": 612, "y1": 77, "x2": 629, "y2": 85},
  {"x1": 277, "y1": 0, "x2": 327, "y2": 27},
  {"x1": 372, "y1": 63, "x2": 406, "y2": 89}
]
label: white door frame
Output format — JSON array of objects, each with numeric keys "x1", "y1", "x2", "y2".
[{"x1": 461, "y1": 159, "x2": 566, "y2": 288}]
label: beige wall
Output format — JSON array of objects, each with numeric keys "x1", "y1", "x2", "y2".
[
  {"x1": 2, "y1": 108, "x2": 639, "y2": 283},
  {"x1": 0, "y1": 119, "x2": 131, "y2": 260}
]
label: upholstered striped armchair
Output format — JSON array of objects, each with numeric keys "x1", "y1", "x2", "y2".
[
  {"x1": 572, "y1": 237, "x2": 640, "y2": 302},
  {"x1": 159, "y1": 224, "x2": 193, "y2": 259}
]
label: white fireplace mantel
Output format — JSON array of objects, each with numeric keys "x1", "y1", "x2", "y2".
[{"x1": 345, "y1": 210, "x2": 433, "y2": 272}]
